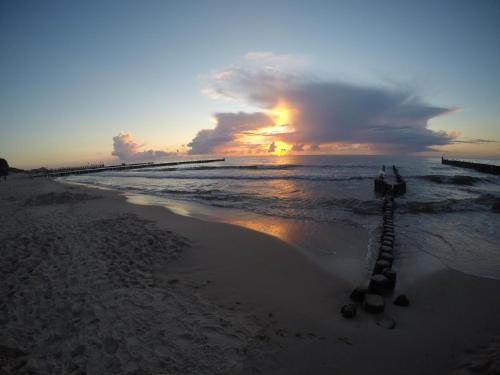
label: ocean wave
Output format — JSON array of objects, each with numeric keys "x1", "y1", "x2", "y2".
[
  {"x1": 152, "y1": 164, "x2": 301, "y2": 172},
  {"x1": 161, "y1": 188, "x2": 253, "y2": 202},
  {"x1": 398, "y1": 194, "x2": 500, "y2": 214},
  {"x1": 315, "y1": 198, "x2": 380, "y2": 214},
  {"x1": 100, "y1": 173, "x2": 373, "y2": 182},
  {"x1": 157, "y1": 188, "x2": 382, "y2": 215},
  {"x1": 142, "y1": 163, "x2": 376, "y2": 172},
  {"x1": 415, "y1": 174, "x2": 495, "y2": 185}
]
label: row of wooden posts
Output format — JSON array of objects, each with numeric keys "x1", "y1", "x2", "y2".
[
  {"x1": 373, "y1": 165, "x2": 406, "y2": 195},
  {"x1": 441, "y1": 157, "x2": 500, "y2": 175},
  {"x1": 341, "y1": 166, "x2": 409, "y2": 321},
  {"x1": 31, "y1": 158, "x2": 226, "y2": 178},
  {"x1": 347, "y1": 196, "x2": 397, "y2": 314}
]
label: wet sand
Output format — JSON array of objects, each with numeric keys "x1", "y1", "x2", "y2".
[{"x1": 1, "y1": 175, "x2": 500, "y2": 374}]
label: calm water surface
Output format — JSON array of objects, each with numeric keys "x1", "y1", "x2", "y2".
[{"x1": 63, "y1": 155, "x2": 500, "y2": 280}]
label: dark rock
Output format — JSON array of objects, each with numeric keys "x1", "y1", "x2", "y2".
[
  {"x1": 340, "y1": 303, "x2": 357, "y2": 319},
  {"x1": 394, "y1": 294, "x2": 410, "y2": 307},
  {"x1": 363, "y1": 294, "x2": 385, "y2": 314},
  {"x1": 350, "y1": 287, "x2": 368, "y2": 302},
  {"x1": 377, "y1": 316, "x2": 396, "y2": 329}
]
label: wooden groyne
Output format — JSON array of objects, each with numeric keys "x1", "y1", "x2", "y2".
[
  {"x1": 33, "y1": 158, "x2": 226, "y2": 178},
  {"x1": 341, "y1": 165, "x2": 409, "y2": 322},
  {"x1": 442, "y1": 157, "x2": 500, "y2": 175},
  {"x1": 374, "y1": 165, "x2": 406, "y2": 196}
]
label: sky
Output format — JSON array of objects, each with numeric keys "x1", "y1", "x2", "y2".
[{"x1": 0, "y1": 0, "x2": 499, "y2": 168}]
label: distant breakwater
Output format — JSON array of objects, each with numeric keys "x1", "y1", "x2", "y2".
[
  {"x1": 32, "y1": 159, "x2": 226, "y2": 178},
  {"x1": 442, "y1": 157, "x2": 500, "y2": 175}
]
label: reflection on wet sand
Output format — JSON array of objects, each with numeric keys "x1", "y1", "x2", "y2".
[{"x1": 126, "y1": 192, "x2": 370, "y2": 284}]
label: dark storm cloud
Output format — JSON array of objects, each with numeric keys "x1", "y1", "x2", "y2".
[{"x1": 191, "y1": 62, "x2": 458, "y2": 154}]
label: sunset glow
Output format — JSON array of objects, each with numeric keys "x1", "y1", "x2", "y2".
[
  {"x1": 2, "y1": 1, "x2": 499, "y2": 169},
  {"x1": 268, "y1": 102, "x2": 293, "y2": 126},
  {"x1": 269, "y1": 140, "x2": 291, "y2": 156}
]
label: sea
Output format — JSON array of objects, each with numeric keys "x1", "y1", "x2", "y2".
[{"x1": 62, "y1": 155, "x2": 500, "y2": 281}]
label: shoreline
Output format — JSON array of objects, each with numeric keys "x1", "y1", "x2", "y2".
[
  {"x1": 59, "y1": 178, "x2": 374, "y2": 286},
  {"x1": 1, "y1": 175, "x2": 500, "y2": 374}
]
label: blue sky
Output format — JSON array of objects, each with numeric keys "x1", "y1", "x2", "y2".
[{"x1": 1, "y1": 0, "x2": 499, "y2": 167}]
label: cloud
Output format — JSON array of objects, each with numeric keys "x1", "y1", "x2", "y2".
[
  {"x1": 452, "y1": 138, "x2": 499, "y2": 144},
  {"x1": 191, "y1": 55, "x2": 459, "y2": 154},
  {"x1": 188, "y1": 112, "x2": 274, "y2": 154},
  {"x1": 112, "y1": 132, "x2": 174, "y2": 161}
]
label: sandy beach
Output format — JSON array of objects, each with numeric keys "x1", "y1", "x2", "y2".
[{"x1": 1, "y1": 175, "x2": 500, "y2": 374}]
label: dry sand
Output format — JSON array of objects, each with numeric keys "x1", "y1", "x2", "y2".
[{"x1": 1, "y1": 175, "x2": 500, "y2": 374}]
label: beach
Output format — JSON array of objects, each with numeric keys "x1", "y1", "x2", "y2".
[{"x1": 1, "y1": 175, "x2": 500, "y2": 374}]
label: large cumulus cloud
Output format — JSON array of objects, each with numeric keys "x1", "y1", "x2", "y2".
[
  {"x1": 188, "y1": 112, "x2": 274, "y2": 154},
  {"x1": 189, "y1": 55, "x2": 457, "y2": 154},
  {"x1": 112, "y1": 132, "x2": 175, "y2": 161}
]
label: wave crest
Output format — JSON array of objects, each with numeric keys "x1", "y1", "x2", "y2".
[
  {"x1": 417, "y1": 174, "x2": 489, "y2": 185},
  {"x1": 399, "y1": 194, "x2": 500, "y2": 214}
]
